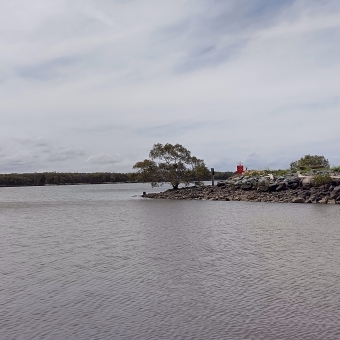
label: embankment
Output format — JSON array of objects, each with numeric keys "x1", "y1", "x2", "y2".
[{"x1": 144, "y1": 173, "x2": 340, "y2": 204}]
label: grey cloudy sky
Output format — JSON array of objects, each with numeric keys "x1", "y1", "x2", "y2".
[{"x1": 1, "y1": 0, "x2": 339, "y2": 173}]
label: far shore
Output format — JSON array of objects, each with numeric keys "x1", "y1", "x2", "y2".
[{"x1": 0, "y1": 181, "x2": 139, "y2": 188}]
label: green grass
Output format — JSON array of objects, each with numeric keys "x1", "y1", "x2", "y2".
[
  {"x1": 244, "y1": 167, "x2": 337, "y2": 178},
  {"x1": 245, "y1": 169, "x2": 290, "y2": 177}
]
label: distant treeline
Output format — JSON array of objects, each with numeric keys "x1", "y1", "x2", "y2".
[
  {"x1": 0, "y1": 171, "x2": 235, "y2": 187},
  {"x1": 214, "y1": 171, "x2": 235, "y2": 180},
  {"x1": 0, "y1": 172, "x2": 140, "y2": 187}
]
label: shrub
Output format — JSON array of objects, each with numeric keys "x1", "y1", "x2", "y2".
[
  {"x1": 245, "y1": 170, "x2": 265, "y2": 177},
  {"x1": 271, "y1": 169, "x2": 290, "y2": 176},
  {"x1": 290, "y1": 154, "x2": 330, "y2": 170},
  {"x1": 313, "y1": 173, "x2": 333, "y2": 187}
]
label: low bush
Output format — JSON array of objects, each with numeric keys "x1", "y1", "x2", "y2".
[
  {"x1": 270, "y1": 169, "x2": 290, "y2": 176},
  {"x1": 313, "y1": 173, "x2": 333, "y2": 187}
]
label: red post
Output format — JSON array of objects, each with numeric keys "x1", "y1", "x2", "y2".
[{"x1": 237, "y1": 163, "x2": 244, "y2": 174}]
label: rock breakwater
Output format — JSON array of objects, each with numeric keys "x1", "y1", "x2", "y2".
[{"x1": 144, "y1": 173, "x2": 340, "y2": 204}]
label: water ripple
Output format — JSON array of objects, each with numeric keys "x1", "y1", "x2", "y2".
[{"x1": 1, "y1": 184, "x2": 340, "y2": 339}]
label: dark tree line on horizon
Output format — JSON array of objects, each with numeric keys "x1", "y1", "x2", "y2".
[
  {"x1": 0, "y1": 172, "x2": 139, "y2": 187},
  {"x1": 0, "y1": 170, "x2": 234, "y2": 187}
]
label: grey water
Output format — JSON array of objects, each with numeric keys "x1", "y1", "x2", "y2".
[{"x1": 1, "y1": 183, "x2": 340, "y2": 340}]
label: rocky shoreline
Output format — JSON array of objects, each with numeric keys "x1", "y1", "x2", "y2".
[{"x1": 144, "y1": 172, "x2": 340, "y2": 204}]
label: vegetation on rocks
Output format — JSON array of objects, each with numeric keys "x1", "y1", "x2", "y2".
[
  {"x1": 290, "y1": 154, "x2": 330, "y2": 170},
  {"x1": 144, "y1": 169, "x2": 340, "y2": 204},
  {"x1": 313, "y1": 173, "x2": 333, "y2": 187}
]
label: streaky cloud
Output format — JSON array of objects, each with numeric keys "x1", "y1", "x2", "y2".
[
  {"x1": 16, "y1": 56, "x2": 80, "y2": 81},
  {"x1": 86, "y1": 153, "x2": 123, "y2": 164},
  {"x1": 133, "y1": 119, "x2": 238, "y2": 138}
]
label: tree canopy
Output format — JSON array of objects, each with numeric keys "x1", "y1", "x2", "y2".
[
  {"x1": 133, "y1": 143, "x2": 210, "y2": 189},
  {"x1": 290, "y1": 154, "x2": 330, "y2": 170}
]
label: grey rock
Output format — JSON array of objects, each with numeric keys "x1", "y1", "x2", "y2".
[
  {"x1": 319, "y1": 197, "x2": 329, "y2": 204},
  {"x1": 268, "y1": 183, "x2": 278, "y2": 192},
  {"x1": 241, "y1": 182, "x2": 253, "y2": 190},
  {"x1": 276, "y1": 183, "x2": 286, "y2": 191},
  {"x1": 292, "y1": 197, "x2": 305, "y2": 203},
  {"x1": 258, "y1": 184, "x2": 269, "y2": 192},
  {"x1": 288, "y1": 182, "x2": 299, "y2": 189},
  {"x1": 301, "y1": 177, "x2": 312, "y2": 190},
  {"x1": 330, "y1": 186, "x2": 340, "y2": 199}
]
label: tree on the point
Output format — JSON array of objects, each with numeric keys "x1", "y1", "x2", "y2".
[
  {"x1": 290, "y1": 154, "x2": 330, "y2": 170},
  {"x1": 133, "y1": 143, "x2": 210, "y2": 189}
]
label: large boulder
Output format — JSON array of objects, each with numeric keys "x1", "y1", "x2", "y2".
[
  {"x1": 287, "y1": 178, "x2": 300, "y2": 189},
  {"x1": 332, "y1": 179, "x2": 340, "y2": 186},
  {"x1": 234, "y1": 181, "x2": 242, "y2": 189},
  {"x1": 288, "y1": 177, "x2": 299, "y2": 183},
  {"x1": 301, "y1": 177, "x2": 313, "y2": 190},
  {"x1": 268, "y1": 183, "x2": 278, "y2": 192},
  {"x1": 276, "y1": 182, "x2": 287, "y2": 191},
  {"x1": 257, "y1": 179, "x2": 269, "y2": 192},
  {"x1": 241, "y1": 182, "x2": 253, "y2": 190},
  {"x1": 330, "y1": 186, "x2": 340, "y2": 199},
  {"x1": 288, "y1": 182, "x2": 299, "y2": 189}
]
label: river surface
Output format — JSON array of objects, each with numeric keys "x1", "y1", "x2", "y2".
[{"x1": 1, "y1": 183, "x2": 340, "y2": 340}]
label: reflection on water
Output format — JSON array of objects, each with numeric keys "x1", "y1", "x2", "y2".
[{"x1": 1, "y1": 183, "x2": 340, "y2": 339}]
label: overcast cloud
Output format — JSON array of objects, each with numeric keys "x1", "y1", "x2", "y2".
[{"x1": 1, "y1": 0, "x2": 339, "y2": 173}]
